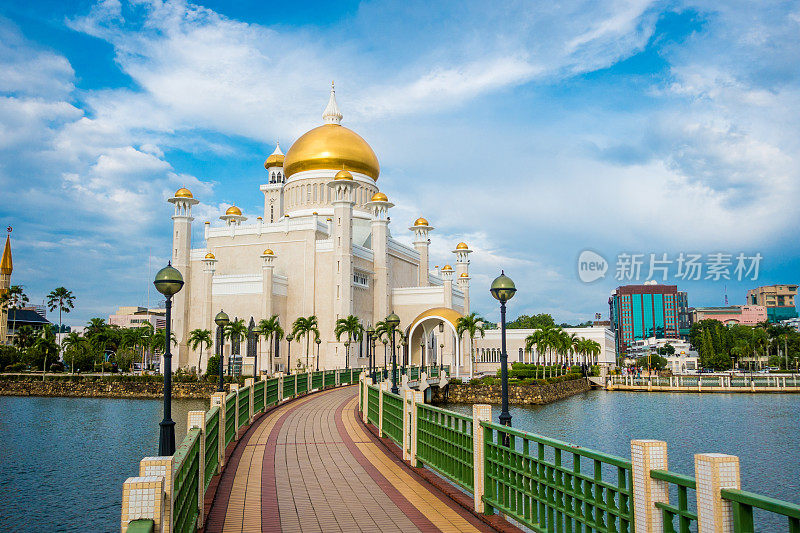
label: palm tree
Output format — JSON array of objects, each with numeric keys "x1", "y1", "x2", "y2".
[
  {"x1": 1, "y1": 285, "x2": 29, "y2": 337},
  {"x1": 258, "y1": 315, "x2": 283, "y2": 375},
  {"x1": 188, "y1": 329, "x2": 212, "y2": 374},
  {"x1": 151, "y1": 328, "x2": 178, "y2": 372},
  {"x1": 13, "y1": 325, "x2": 37, "y2": 352},
  {"x1": 335, "y1": 315, "x2": 363, "y2": 369},
  {"x1": 46, "y1": 287, "x2": 75, "y2": 348},
  {"x1": 86, "y1": 320, "x2": 111, "y2": 376},
  {"x1": 61, "y1": 331, "x2": 84, "y2": 373},
  {"x1": 291, "y1": 316, "x2": 320, "y2": 370},
  {"x1": 34, "y1": 329, "x2": 59, "y2": 379},
  {"x1": 224, "y1": 318, "x2": 248, "y2": 375},
  {"x1": 456, "y1": 313, "x2": 485, "y2": 379}
]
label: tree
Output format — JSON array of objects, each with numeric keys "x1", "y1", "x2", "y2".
[
  {"x1": 151, "y1": 328, "x2": 178, "y2": 373},
  {"x1": 258, "y1": 315, "x2": 283, "y2": 375},
  {"x1": 32, "y1": 329, "x2": 59, "y2": 377},
  {"x1": 658, "y1": 343, "x2": 676, "y2": 356},
  {"x1": 291, "y1": 316, "x2": 320, "y2": 370},
  {"x1": 206, "y1": 354, "x2": 220, "y2": 377},
  {"x1": 507, "y1": 313, "x2": 556, "y2": 330},
  {"x1": 13, "y1": 325, "x2": 37, "y2": 352},
  {"x1": 334, "y1": 315, "x2": 362, "y2": 369},
  {"x1": 224, "y1": 319, "x2": 248, "y2": 375},
  {"x1": 456, "y1": 313, "x2": 485, "y2": 379},
  {"x1": 188, "y1": 329, "x2": 212, "y2": 374},
  {"x1": 46, "y1": 287, "x2": 75, "y2": 341}
]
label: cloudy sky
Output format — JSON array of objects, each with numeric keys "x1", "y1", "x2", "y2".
[{"x1": 1, "y1": 0, "x2": 799, "y2": 327}]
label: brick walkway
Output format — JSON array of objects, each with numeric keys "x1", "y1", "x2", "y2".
[{"x1": 205, "y1": 386, "x2": 494, "y2": 532}]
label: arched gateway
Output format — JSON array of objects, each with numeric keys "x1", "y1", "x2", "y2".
[{"x1": 406, "y1": 307, "x2": 464, "y2": 378}]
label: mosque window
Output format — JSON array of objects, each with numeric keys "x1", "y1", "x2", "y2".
[
  {"x1": 271, "y1": 172, "x2": 275, "y2": 183},
  {"x1": 353, "y1": 271, "x2": 369, "y2": 288},
  {"x1": 519, "y1": 347, "x2": 523, "y2": 362},
  {"x1": 270, "y1": 206, "x2": 274, "y2": 223}
]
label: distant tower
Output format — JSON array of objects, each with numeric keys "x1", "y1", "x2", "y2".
[
  {"x1": 410, "y1": 218, "x2": 433, "y2": 286},
  {"x1": 441, "y1": 264, "x2": 454, "y2": 309},
  {"x1": 202, "y1": 252, "x2": 217, "y2": 344},
  {"x1": 0, "y1": 228, "x2": 12, "y2": 345},
  {"x1": 328, "y1": 170, "x2": 356, "y2": 326},
  {"x1": 168, "y1": 188, "x2": 198, "y2": 370},
  {"x1": 453, "y1": 242, "x2": 472, "y2": 314},
  {"x1": 368, "y1": 192, "x2": 394, "y2": 322},
  {"x1": 261, "y1": 143, "x2": 285, "y2": 222}
]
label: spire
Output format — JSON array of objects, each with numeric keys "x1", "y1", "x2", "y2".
[
  {"x1": 271, "y1": 141, "x2": 283, "y2": 156},
  {"x1": 1, "y1": 234, "x2": 11, "y2": 275},
  {"x1": 322, "y1": 81, "x2": 342, "y2": 125}
]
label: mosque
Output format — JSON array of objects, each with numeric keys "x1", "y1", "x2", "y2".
[{"x1": 169, "y1": 85, "x2": 475, "y2": 375}]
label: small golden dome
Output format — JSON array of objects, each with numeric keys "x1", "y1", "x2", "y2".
[
  {"x1": 414, "y1": 217, "x2": 429, "y2": 227},
  {"x1": 371, "y1": 192, "x2": 388, "y2": 202},
  {"x1": 257, "y1": 216, "x2": 263, "y2": 220},
  {"x1": 284, "y1": 124, "x2": 380, "y2": 180},
  {"x1": 263, "y1": 248, "x2": 274, "y2": 255},
  {"x1": 456, "y1": 242, "x2": 469, "y2": 250},
  {"x1": 334, "y1": 169, "x2": 353, "y2": 180},
  {"x1": 264, "y1": 154, "x2": 284, "y2": 169},
  {"x1": 204, "y1": 221, "x2": 210, "y2": 224},
  {"x1": 175, "y1": 187, "x2": 193, "y2": 198},
  {"x1": 442, "y1": 264, "x2": 453, "y2": 271},
  {"x1": 204, "y1": 252, "x2": 215, "y2": 260},
  {"x1": 460, "y1": 272, "x2": 469, "y2": 278},
  {"x1": 225, "y1": 205, "x2": 242, "y2": 216},
  {"x1": 312, "y1": 211, "x2": 318, "y2": 215}
]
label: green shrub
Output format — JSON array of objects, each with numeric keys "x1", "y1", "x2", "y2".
[
  {"x1": 4, "y1": 362, "x2": 27, "y2": 372},
  {"x1": 49, "y1": 362, "x2": 65, "y2": 372}
]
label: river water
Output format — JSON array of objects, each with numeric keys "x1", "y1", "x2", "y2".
[{"x1": 0, "y1": 392, "x2": 797, "y2": 532}]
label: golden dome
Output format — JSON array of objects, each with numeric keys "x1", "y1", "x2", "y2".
[
  {"x1": 456, "y1": 242, "x2": 469, "y2": 250},
  {"x1": 175, "y1": 187, "x2": 193, "y2": 198},
  {"x1": 284, "y1": 124, "x2": 380, "y2": 180},
  {"x1": 204, "y1": 252, "x2": 215, "y2": 260},
  {"x1": 264, "y1": 154, "x2": 284, "y2": 168},
  {"x1": 334, "y1": 169, "x2": 353, "y2": 180},
  {"x1": 371, "y1": 192, "x2": 388, "y2": 202},
  {"x1": 225, "y1": 205, "x2": 242, "y2": 216},
  {"x1": 263, "y1": 248, "x2": 274, "y2": 255},
  {"x1": 460, "y1": 272, "x2": 469, "y2": 278},
  {"x1": 414, "y1": 217, "x2": 429, "y2": 227},
  {"x1": 442, "y1": 264, "x2": 453, "y2": 271}
]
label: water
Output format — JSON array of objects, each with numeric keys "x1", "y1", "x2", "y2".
[
  {"x1": 444, "y1": 390, "x2": 800, "y2": 530},
  {"x1": 0, "y1": 396, "x2": 208, "y2": 533}
]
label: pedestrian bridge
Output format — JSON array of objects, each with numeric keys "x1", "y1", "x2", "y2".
[{"x1": 120, "y1": 367, "x2": 800, "y2": 533}]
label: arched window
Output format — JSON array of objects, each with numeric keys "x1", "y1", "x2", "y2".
[
  {"x1": 270, "y1": 205, "x2": 274, "y2": 223},
  {"x1": 519, "y1": 347, "x2": 523, "y2": 362},
  {"x1": 271, "y1": 172, "x2": 275, "y2": 183}
]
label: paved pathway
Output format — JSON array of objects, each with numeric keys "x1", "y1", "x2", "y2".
[{"x1": 205, "y1": 386, "x2": 493, "y2": 532}]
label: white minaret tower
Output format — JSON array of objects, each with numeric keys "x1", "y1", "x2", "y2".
[
  {"x1": 453, "y1": 242, "x2": 472, "y2": 314},
  {"x1": 261, "y1": 143, "x2": 285, "y2": 223},
  {"x1": 367, "y1": 192, "x2": 394, "y2": 323},
  {"x1": 201, "y1": 251, "x2": 217, "y2": 367},
  {"x1": 410, "y1": 217, "x2": 433, "y2": 286},
  {"x1": 441, "y1": 264, "x2": 454, "y2": 309},
  {"x1": 261, "y1": 248, "x2": 277, "y2": 319},
  {"x1": 328, "y1": 170, "x2": 356, "y2": 328},
  {"x1": 168, "y1": 187, "x2": 199, "y2": 370}
]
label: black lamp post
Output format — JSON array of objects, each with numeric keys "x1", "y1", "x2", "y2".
[
  {"x1": 420, "y1": 338, "x2": 425, "y2": 369},
  {"x1": 366, "y1": 326, "x2": 375, "y2": 381},
  {"x1": 386, "y1": 312, "x2": 401, "y2": 394},
  {"x1": 490, "y1": 270, "x2": 516, "y2": 437},
  {"x1": 286, "y1": 334, "x2": 293, "y2": 374},
  {"x1": 315, "y1": 338, "x2": 321, "y2": 371},
  {"x1": 153, "y1": 262, "x2": 184, "y2": 456},
  {"x1": 253, "y1": 323, "x2": 262, "y2": 378},
  {"x1": 215, "y1": 310, "x2": 229, "y2": 392},
  {"x1": 401, "y1": 338, "x2": 408, "y2": 376}
]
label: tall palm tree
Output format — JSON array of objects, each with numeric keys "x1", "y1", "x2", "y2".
[
  {"x1": 258, "y1": 315, "x2": 283, "y2": 375},
  {"x1": 46, "y1": 287, "x2": 75, "y2": 349},
  {"x1": 456, "y1": 313, "x2": 485, "y2": 379},
  {"x1": 61, "y1": 331, "x2": 84, "y2": 374},
  {"x1": 188, "y1": 329, "x2": 212, "y2": 374},
  {"x1": 224, "y1": 318, "x2": 248, "y2": 375},
  {"x1": 1, "y1": 285, "x2": 29, "y2": 332},
  {"x1": 151, "y1": 328, "x2": 178, "y2": 372},
  {"x1": 84, "y1": 318, "x2": 110, "y2": 376},
  {"x1": 291, "y1": 316, "x2": 320, "y2": 370},
  {"x1": 34, "y1": 329, "x2": 59, "y2": 379},
  {"x1": 335, "y1": 315, "x2": 363, "y2": 370}
]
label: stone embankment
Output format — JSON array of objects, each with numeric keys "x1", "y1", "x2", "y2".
[
  {"x1": 434, "y1": 377, "x2": 591, "y2": 405},
  {"x1": 0, "y1": 375, "x2": 216, "y2": 399}
]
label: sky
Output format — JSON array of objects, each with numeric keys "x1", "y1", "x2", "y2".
[{"x1": 1, "y1": 0, "x2": 799, "y2": 327}]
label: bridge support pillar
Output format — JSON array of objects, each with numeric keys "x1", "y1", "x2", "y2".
[
  {"x1": 472, "y1": 404, "x2": 491, "y2": 514},
  {"x1": 121, "y1": 476, "x2": 165, "y2": 533},
  {"x1": 211, "y1": 392, "x2": 226, "y2": 468},
  {"x1": 245, "y1": 378, "x2": 254, "y2": 424},
  {"x1": 695, "y1": 454, "x2": 740, "y2": 533},
  {"x1": 631, "y1": 440, "x2": 669, "y2": 533},
  {"x1": 138, "y1": 456, "x2": 174, "y2": 533},
  {"x1": 229, "y1": 384, "x2": 240, "y2": 440},
  {"x1": 187, "y1": 410, "x2": 206, "y2": 529}
]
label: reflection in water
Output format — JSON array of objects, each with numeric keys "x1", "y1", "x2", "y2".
[{"x1": 0, "y1": 396, "x2": 207, "y2": 533}]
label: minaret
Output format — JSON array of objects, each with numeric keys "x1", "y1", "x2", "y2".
[
  {"x1": 367, "y1": 192, "x2": 394, "y2": 323},
  {"x1": 168, "y1": 187, "x2": 199, "y2": 370},
  {"x1": 327, "y1": 170, "x2": 356, "y2": 327},
  {"x1": 453, "y1": 242, "x2": 472, "y2": 314},
  {"x1": 410, "y1": 217, "x2": 433, "y2": 286},
  {"x1": 441, "y1": 264, "x2": 454, "y2": 309},
  {"x1": 261, "y1": 248, "x2": 277, "y2": 319},
  {"x1": 323, "y1": 81, "x2": 343, "y2": 125},
  {"x1": 262, "y1": 143, "x2": 285, "y2": 222},
  {"x1": 202, "y1": 252, "x2": 217, "y2": 349},
  {"x1": 0, "y1": 230, "x2": 12, "y2": 345}
]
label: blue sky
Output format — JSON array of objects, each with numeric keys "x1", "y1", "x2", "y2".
[{"x1": 1, "y1": 0, "x2": 799, "y2": 327}]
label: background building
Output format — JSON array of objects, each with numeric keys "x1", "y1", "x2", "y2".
[
  {"x1": 108, "y1": 306, "x2": 166, "y2": 329},
  {"x1": 609, "y1": 283, "x2": 679, "y2": 355},
  {"x1": 746, "y1": 284, "x2": 798, "y2": 322},
  {"x1": 677, "y1": 291, "x2": 691, "y2": 338},
  {"x1": 691, "y1": 305, "x2": 767, "y2": 326}
]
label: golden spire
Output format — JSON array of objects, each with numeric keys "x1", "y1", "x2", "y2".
[
  {"x1": 1, "y1": 234, "x2": 11, "y2": 275},
  {"x1": 323, "y1": 81, "x2": 343, "y2": 125}
]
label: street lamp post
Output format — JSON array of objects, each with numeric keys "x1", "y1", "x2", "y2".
[
  {"x1": 402, "y1": 338, "x2": 408, "y2": 376},
  {"x1": 315, "y1": 338, "x2": 321, "y2": 371},
  {"x1": 490, "y1": 270, "x2": 517, "y2": 440},
  {"x1": 215, "y1": 310, "x2": 230, "y2": 392},
  {"x1": 286, "y1": 334, "x2": 293, "y2": 374},
  {"x1": 366, "y1": 326, "x2": 375, "y2": 381},
  {"x1": 153, "y1": 262, "x2": 184, "y2": 456},
  {"x1": 253, "y1": 323, "x2": 262, "y2": 378},
  {"x1": 386, "y1": 312, "x2": 401, "y2": 394}
]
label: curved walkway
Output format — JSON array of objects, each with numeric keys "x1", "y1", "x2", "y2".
[{"x1": 205, "y1": 386, "x2": 493, "y2": 532}]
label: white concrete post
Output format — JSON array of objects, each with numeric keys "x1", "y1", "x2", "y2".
[
  {"x1": 379, "y1": 381, "x2": 389, "y2": 436},
  {"x1": 362, "y1": 377, "x2": 371, "y2": 424},
  {"x1": 244, "y1": 378, "x2": 254, "y2": 423},
  {"x1": 294, "y1": 373, "x2": 298, "y2": 397},
  {"x1": 210, "y1": 392, "x2": 226, "y2": 468},
  {"x1": 278, "y1": 375, "x2": 284, "y2": 401},
  {"x1": 410, "y1": 390, "x2": 423, "y2": 467},
  {"x1": 121, "y1": 476, "x2": 165, "y2": 533},
  {"x1": 261, "y1": 374, "x2": 269, "y2": 409},
  {"x1": 229, "y1": 384, "x2": 239, "y2": 440},
  {"x1": 695, "y1": 454, "x2": 740, "y2": 533},
  {"x1": 631, "y1": 440, "x2": 669, "y2": 533},
  {"x1": 308, "y1": 370, "x2": 313, "y2": 392},
  {"x1": 472, "y1": 404, "x2": 492, "y2": 513},
  {"x1": 336, "y1": 368, "x2": 341, "y2": 386},
  {"x1": 187, "y1": 411, "x2": 206, "y2": 528},
  {"x1": 403, "y1": 389, "x2": 413, "y2": 461},
  {"x1": 138, "y1": 456, "x2": 174, "y2": 533}
]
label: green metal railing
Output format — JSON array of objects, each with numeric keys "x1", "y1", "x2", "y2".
[
  {"x1": 324, "y1": 369, "x2": 335, "y2": 387},
  {"x1": 266, "y1": 377, "x2": 279, "y2": 405},
  {"x1": 313, "y1": 371, "x2": 324, "y2": 389},
  {"x1": 204, "y1": 406, "x2": 219, "y2": 492},
  {"x1": 172, "y1": 428, "x2": 201, "y2": 533},
  {"x1": 482, "y1": 422, "x2": 633, "y2": 533},
  {"x1": 126, "y1": 520, "x2": 154, "y2": 532},
  {"x1": 224, "y1": 391, "x2": 236, "y2": 447},
  {"x1": 237, "y1": 386, "x2": 249, "y2": 428},
  {"x1": 297, "y1": 373, "x2": 308, "y2": 394},
  {"x1": 381, "y1": 391, "x2": 404, "y2": 446},
  {"x1": 651, "y1": 469, "x2": 697, "y2": 532},
  {"x1": 416, "y1": 403, "x2": 474, "y2": 491},
  {"x1": 367, "y1": 385, "x2": 380, "y2": 426},
  {"x1": 721, "y1": 488, "x2": 800, "y2": 532},
  {"x1": 283, "y1": 375, "x2": 295, "y2": 398},
  {"x1": 253, "y1": 380, "x2": 264, "y2": 413}
]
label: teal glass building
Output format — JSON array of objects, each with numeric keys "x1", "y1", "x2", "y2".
[{"x1": 609, "y1": 284, "x2": 680, "y2": 355}]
